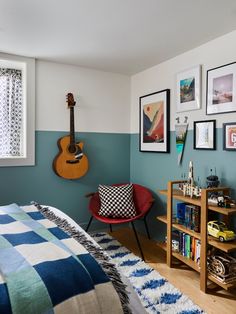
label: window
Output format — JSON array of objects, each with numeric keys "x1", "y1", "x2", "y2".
[{"x1": 0, "y1": 53, "x2": 35, "y2": 166}]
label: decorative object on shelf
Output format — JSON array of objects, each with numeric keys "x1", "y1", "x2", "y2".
[
  {"x1": 206, "y1": 168, "x2": 220, "y2": 188},
  {"x1": 139, "y1": 89, "x2": 170, "y2": 153},
  {"x1": 193, "y1": 120, "x2": 216, "y2": 150},
  {"x1": 176, "y1": 65, "x2": 201, "y2": 113},
  {"x1": 175, "y1": 123, "x2": 188, "y2": 165},
  {"x1": 206, "y1": 62, "x2": 236, "y2": 115},
  {"x1": 53, "y1": 93, "x2": 89, "y2": 179},
  {"x1": 207, "y1": 221, "x2": 235, "y2": 242},
  {"x1": 223, "y1": 122, "x2": 236, "y2": 151},
  {"x1": 207, "y1": 252, "x2": 236, "y2": 284},
  {"x1": 179, "y1": 161, "x2": 202, "y2": 198},
  {"x1": 217, "y1": 195, "x2": 235, "y2": 208}
]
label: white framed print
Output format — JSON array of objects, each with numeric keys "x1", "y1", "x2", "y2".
[
  {"x1": 139, "y1": 89, "x2": 170, "y2": 153},
  {"x1": 193, "y1": 120, "x2": 216, "y2": 150},
  {"x1": 206, "y1": 62, "x2": 236, "y2": 115},
  {"x1": 176, "y1": 65, "x2": 201, "y2": 113}
]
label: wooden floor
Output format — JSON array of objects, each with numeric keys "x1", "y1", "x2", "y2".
[{"x1": 110, "y1": 227, "x2": 236, "y2": 314}]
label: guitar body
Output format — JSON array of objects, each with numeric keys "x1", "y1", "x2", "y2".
[{"x1": 53, "y1": 135, "x2": 89, "y2": 179}]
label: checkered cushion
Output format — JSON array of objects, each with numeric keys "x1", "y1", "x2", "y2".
[{"x1": 98, "y1": 184, "x2": 137, "y2": 218}]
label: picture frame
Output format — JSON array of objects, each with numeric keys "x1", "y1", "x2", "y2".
[
  {"x1": 223, "y1": 122, "x2": 236, "y2": 151},
  {"x1": 176, "y1": 65, "x2": 201, "y2": 113},
  {"x1": 139, "y1": 89, "x2": 170, "y2": 153},
  {"x1": 193, "y1": 120, "x2": 216, "y2": 150},
  {"x1": 206, "y1": 62, "x2": 236, "y2": 115}
]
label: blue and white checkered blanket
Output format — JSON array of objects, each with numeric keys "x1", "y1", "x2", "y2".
[{"x1": 0, "y1": 203, "x2": 124, "y2": 314}]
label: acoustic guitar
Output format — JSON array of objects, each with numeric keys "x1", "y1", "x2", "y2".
[{"x1": 53, "y1": 93, "x2": 89, "y2": 179}]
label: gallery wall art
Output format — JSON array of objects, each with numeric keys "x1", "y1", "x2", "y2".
[
  {"x1": 139, "y1": 89, "x2": 170, "y2": 153},
  {"x1": 223, "y1": 122, "x2": 236, "y2": 151},
  {"x1": 193, "y1": 120, "x2": 216, "y2": 150},
  {"x1": 175, "y1": 123, "x2": 188, "y2": 165},
  {"x1": 206, "y1": 62, "x2": 236, "y2": 115},
  {"x1": 176, "y1": 65, "x2": 201, "y2": 113}
]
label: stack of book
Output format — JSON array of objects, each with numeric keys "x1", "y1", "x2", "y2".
[
  {"x1": 176, "y1": 203, "x2": 200, "y2": 232},
  {"x1": 172, "y1": 230, "x2": 201, "y2": 264}
]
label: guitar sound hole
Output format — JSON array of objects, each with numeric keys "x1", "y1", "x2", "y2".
[{"x1": 68, "y1": 145, "x2": 76, "y2": 154}]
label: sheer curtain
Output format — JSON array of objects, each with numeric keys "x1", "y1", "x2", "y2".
[{"x1": 0, "y1": 68, "x2": 23, "y2": 157}]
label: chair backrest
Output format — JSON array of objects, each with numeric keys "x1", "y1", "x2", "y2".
[{"x1": 89, "y1": 183, "x2": 153, "y2": 216}]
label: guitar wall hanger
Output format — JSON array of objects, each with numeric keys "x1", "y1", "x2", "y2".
[{"x1": 53, "y1": 93, "x2": 89, "y2": 179}]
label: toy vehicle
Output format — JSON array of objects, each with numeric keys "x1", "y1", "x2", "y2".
[{"x1": 207, "y1": 221, "x2": 235, "y2": 242}]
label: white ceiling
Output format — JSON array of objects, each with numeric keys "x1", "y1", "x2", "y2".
[{"x1": 1, "y1": 0, "x2": 236, "y2": 75}]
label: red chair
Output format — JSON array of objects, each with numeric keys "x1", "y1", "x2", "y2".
[{"x1": 86, "y1": 183, "x2": 154, "y2": 260}]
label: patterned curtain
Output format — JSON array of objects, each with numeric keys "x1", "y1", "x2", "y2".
[{"x1": 0, "y1": 68, "x2": 23, "y2": 157}]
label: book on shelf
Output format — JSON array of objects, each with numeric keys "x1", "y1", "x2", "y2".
[
  {"x1": 171, "y1": 230, "x2": 201, "y2": 264},
  {"x1": 176, "y1": 202, "x2": 200, "y2": 233}
]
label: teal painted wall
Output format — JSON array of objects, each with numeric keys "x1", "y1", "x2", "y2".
[
  {"x1": 130, "y1": 129, "x2": 236, "y2": 240},
  {"x1": 0, "y1": 131, "x2": 130, "y2": 230}
]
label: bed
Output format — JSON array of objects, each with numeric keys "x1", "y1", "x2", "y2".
[{"x1": 0, "y1": 202, "x2": 146, "y2": 314}]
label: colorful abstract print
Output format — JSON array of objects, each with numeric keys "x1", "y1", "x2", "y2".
[{"x1": 143, "y1": 101, "x2": 164, "y2": 143}]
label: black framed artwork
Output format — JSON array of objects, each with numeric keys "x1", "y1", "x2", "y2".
[
  {"x1": 193, "y1": 120, "x2": 216, "y2": 150},
  {"x1": 206, "y1": 62, "x2": 236, "y2": 115},
  {"x1": 139, "y1": 89, "x2": 170, "y2": 153},
  {"x1": 223, "y1": 122, "x2": 236, "y2": 151}
]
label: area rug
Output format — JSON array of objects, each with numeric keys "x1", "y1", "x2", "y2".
[{"x1": 91, "y1": 232, "x2": 204, "y2": 314}]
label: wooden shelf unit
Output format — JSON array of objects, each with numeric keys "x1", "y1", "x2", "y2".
[{"x1": 157, "y1": 180, "x2": 236, "y2": 293}]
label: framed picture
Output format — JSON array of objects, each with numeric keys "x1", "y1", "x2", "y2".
[
  {"x1": 139, "y1": 89, "x2": 170, "y2": 153},
  {"x1": 193, "y1": 120, "x2": 216, "y2": 150},
  {"x1": 176, "y1": 65, "x2": 201, "y2": 112},
  {"x1": 206, "y1": 62, "x2": 236, "y2": 115},
  {"x1": 223, "y1": 122, "x2": 236, "y2": 151}
]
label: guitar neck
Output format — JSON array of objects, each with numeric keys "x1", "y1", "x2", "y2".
[{"x1": 70, "y1": 106, "x2": 75, "y2": 145}]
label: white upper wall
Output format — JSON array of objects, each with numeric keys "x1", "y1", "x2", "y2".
[
  {"x1": 131, "y1": 29, "x2": 236, "y2": 132},
  {"x1": 36, "y1": 60, "x2": 130, "y2": 133}
]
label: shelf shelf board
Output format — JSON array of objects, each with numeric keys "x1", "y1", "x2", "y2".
[
  {"x1": 159, "y1": 189, "x2": 236, "y2": 215},
  {"x1": 159, "y1": 189, "x2": 201, "y2": 206},
  {"x1": 172, "y1": 252, "x2": 200, "y2": 272},
  {"x1": 156, "y1": 215, "x2": 167, "y2": 224},
  {"x1": 208, "y1": 204, "x2": 236, "y2": 215},
  {"x1": 157, "y1": 215, "x2": 201, "y2": 239},
  {"x1": 208, "y1": 236, "x2": 236, "y2": 252},
  {"x1": 172, "y1": 223, "x2": 201, "y2": 239},
  {"x1": 156, "y1": 241, "x2": 167, "y2": 251},
  {"x1": 208, "y1": 274, "x2": 236, "y2": 291}
]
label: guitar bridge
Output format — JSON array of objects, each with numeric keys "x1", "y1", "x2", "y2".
[{"x1": 66, "y1": 160, "x2": 80, "y2": 164}]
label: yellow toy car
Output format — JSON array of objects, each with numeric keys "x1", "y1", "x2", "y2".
[{"x1": 207, "y1": 221, "x2": 235, "y2": 242}]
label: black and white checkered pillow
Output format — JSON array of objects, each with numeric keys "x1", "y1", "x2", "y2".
[{"x1": 98, "y1": 184, "x2": 136, "y2": 218}]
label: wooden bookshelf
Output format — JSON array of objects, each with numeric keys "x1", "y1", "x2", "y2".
[{"x1": 157, "y1": 181, "x2": 236, "y2": 293}]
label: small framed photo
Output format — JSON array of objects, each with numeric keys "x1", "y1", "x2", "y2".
[
  {"x1": 176, "y1": 65, "x2": 201, "y2": 113},
  {"x1": 139, "y1": 89, "x2": 170, "y2": 153},
  {"x1": 223, "y1": 122, "x2": 236, "y2": 151},
  {"x1": 193, "y1": 120, "x2": 216, "y2": 150},
  {"x1": 206, "y1": 62, "x2": 236, "y2": 115}
]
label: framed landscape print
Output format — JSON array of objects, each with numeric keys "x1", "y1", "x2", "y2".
[
  {"x1": 206, "y1": 62, "x2": 236, "y2": 115},
  {"x1": 193, "y1": 120, "x2": 216, "y2": 150},
  {"x1": 176, "y1": 65, "x2": 201, "y2": 112},
  {"x1": 223, "y1": 122, "x2": 236, "y2": 151},
  {"x1": 139, "y1": 89, "x2": 170, "y2": 153}
]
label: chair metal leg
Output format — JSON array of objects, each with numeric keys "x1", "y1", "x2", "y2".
[
  {"x1": 143, "y1": 215, "x2": 151, "y2": 239},
  {"x1": 109, "y1": 224, "x2": 113, "y2": 233},
  {"x1": 85, "y1": 216, "x2": 93, "y2": 232},
  {"x1": 131, "y1": 221, "x2": 145, "y2": 260}
]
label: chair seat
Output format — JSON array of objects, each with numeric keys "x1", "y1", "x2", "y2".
[{"x1": 92, "y1": 211, "x2": 145, "y2": 224}]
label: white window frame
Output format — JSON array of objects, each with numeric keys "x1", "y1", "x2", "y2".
[{"x1": 0, "y1": 53, "x2": 35, "y2": 166}]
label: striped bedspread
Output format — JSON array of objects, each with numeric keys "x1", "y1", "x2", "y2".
[{"x1": 0, "y1": 203, "x2": 124, "y2": 314}]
